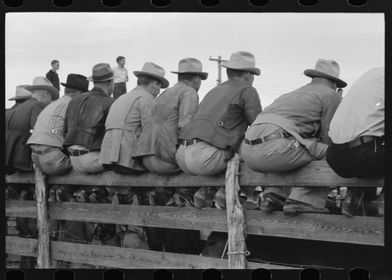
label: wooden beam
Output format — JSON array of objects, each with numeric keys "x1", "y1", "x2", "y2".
[
  {"x1": 5, "y1": 161, "x2": 384, "y2": 188},
  {"x1": 6, "y1": 200, "x2": 384, "y2": 246},
  {"x1": 225, "y1": 154, "x2": 247, "y2": 268},
  {"x1": 34, "y1": 168, "x2": 51, "y2": 268},
  {"x1": 5, "y1": 237, "x2": 296, "y2": 269}
]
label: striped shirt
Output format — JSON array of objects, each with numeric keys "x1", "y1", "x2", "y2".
[{"x1": 27, "y1": 95, "x2": 72, "y2": 148}]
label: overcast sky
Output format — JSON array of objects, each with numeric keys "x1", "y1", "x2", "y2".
[{"x1": 5, "y1": 13, "x2": 384, "y2": 109}]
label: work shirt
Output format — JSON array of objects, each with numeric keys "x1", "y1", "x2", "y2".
[
  {"x1": 134, "y1": 81, "x2": 199, "y2": 164},
  {"x1": 6, "y1": 98, "x2": 47, "y2": 171},
  {"x1": 46, "y1": 69, "x2": 60, "y2": 91},
  {"x1": 27, "y1": 95, "x2": 72, "y2": 148},
  {"x1": 63, "y1": 87, "x2": 114, "y2": 151},
  {"x1": 329, "y1": 67, "x2": 384, "y2": 144},
  {"x1": 113, "y1": 66, "x2": 128, "y2": 84}
]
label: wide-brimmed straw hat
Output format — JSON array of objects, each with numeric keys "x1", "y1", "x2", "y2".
[
  {"x1": 25, "y1": 77, "x2": 59, "y2": 100},
  {"x1": 171, "y1": 58, "x2": 208, "y2": 80},
  {"x1": 304, "y1": 59, "x2": 347, "y2": 88},
  {"x1": 88, "y1": 63, "x2": 114, "y2": 82},
  {"x1": 8, "y1": 85, "x2": 32, "y2": 101},
  {"x1": 61, "y1": 74, "x2": 89, "y2": 92},
  {"x1": 221, "y1": 51, "x2": 260, "y2": 76},
  {"x1": 134, "y1": 62, "x2": 169, "y2": 88}
]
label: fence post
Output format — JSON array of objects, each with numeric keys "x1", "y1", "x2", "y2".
[
  {"x1": 225, "y1": 153, "x2": 247, "y2": 269},
  {"x1": 34, "y1": 167, "x2": 51, "y2": 268}
]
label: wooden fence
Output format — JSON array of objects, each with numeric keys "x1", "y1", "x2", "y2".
[{"x1": 5, "y1": 156, "x2": 384, "y2": 269}]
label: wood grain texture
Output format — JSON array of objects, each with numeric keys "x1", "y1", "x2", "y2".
[
  {"x1": 225, "y1": 154, "x2": 247, "y2": 268},
  {"x1": 5, "y1": 236, "x2": 296, "y2": 269},
  {"x1": 6, "y1": 160, "x2": 384, "y2": 188},
  {"x1": 6, "y1": 200, "x2": 384, "y2": 246},
  {"x1": 34, "y1": 168, "x2": 51, "y2": 268}
]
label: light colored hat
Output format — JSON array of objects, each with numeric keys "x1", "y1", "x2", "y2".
[
  {"x1": 88, "y1": 63, "x2": 114, "y2": 82},
  {"x1": 8, "y1": 85, "x2": 32, "y2": 101},
  {"x1": 134, "y1": 62, "x2": 169, "y2": 88},
  {"x1": 304, "y1": 59, "x2": 347, "y2": 88},
  {"x1": 25, "y1": 77, "x2": 59, "y2": 100},
  {"x1": 171, "y1": 58, "x2": 208, "y2": 80},
  {"x1": 221, "y1": 51, "x2": 260, "y2": 75}
]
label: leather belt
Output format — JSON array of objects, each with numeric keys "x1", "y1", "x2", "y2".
[
  {"x1": 333, "y1": 136, "x2": 380, "y2": 149},
  {"x1": 179, "y1": 138, "x2": 202, "y2": 146},
  {"x1": 68, "y1": 149, "x2": 89, "y2": 157},
  {"x1": 245, "y1": 131, "x2": 292, "y2": 146}
]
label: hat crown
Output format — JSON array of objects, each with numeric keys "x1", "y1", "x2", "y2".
[
  {"x1": 177, "y1": 58, "x2": 203, "y2": 73},
  {"x1": 31, "y1": 76, "x2": 54, "y2": 87},
  {"x1": 63, "y1": 74, "x2": 89, "y2": 91},
  {"x1": 227, "y1": 51, "x2": 256, "y2": 69},
  {"x1": 313, "y1": 59, "x2": 341, "y2": 79},
  {"x1": 140, "y1": 62, "x2": 166, "y2": 78},
  {"x1": 92, "y1": 63, "x2": 114, "y2": 81},
  {"x1": 15, "y1": 85, "x2": 32, "y2": 97}
]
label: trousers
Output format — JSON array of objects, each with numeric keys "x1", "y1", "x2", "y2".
[
  {"x1": 69, "y1": 151, "x2": 104, "y2": 174},
  {"x1": 142, "y1": 155, "x2": 180, "y2": 175},
  {"x1": 31, "y1": 145, "x2": 71, "y2": 176}
]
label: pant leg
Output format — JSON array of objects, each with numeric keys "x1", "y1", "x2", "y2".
[
  {"x1": 175, "y1": 144, "x2": 194, "y2": 175},
  {"x1": 33, "y1": 149, "x2": 72, "y2": 176},
  {"x1": 70, "y1": 152, "x2": 104, "y2": 174},
  {"x1": 113, "y1": 83, "x2": 126, "y2": 99},
  {"x1": 142, "y1": 155, "x2": 180, "y2": 175}
]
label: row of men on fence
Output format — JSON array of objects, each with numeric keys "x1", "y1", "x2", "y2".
[{"x1": 5, "y1": 51, "x2": 384, "y2": 261}]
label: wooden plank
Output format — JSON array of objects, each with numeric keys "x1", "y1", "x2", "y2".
[
  {"x1": 5, "y1": 237, "x2": 295, "y2": 269},
  {"x1": 6, "y1": 161, "x2": 384, "y2": 188},
  {"x1": 6, "y1": 200, "x2": 384, "y2": 246},
  {"x1": 34, "y1": 168, "x2": 51, "y2": 268},
  {"x1": 225, "y1": 154, "x2": 247, "y2": 268}
]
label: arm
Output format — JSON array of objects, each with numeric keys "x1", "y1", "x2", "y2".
[
  {"x1": 319, "y1": 93, "x2": 342, "y2": 145},
  {"x1": 240, "y1": 87, "x2": 262, "y2": 124},
  {"x1": 139, "y1": 97, "x2": 154, "y2": 130},
  {"x1": 30, "y1": 105, "x2": 44, "y2": 129},
  {"x1": 178, "y1": 89, "x2": 199, "y2": 133}
]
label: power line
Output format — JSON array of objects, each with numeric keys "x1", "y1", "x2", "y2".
[{"x1": 209, "y1": 56, "x2": 228, "y2": 85}]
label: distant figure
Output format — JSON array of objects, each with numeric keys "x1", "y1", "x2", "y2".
[
  {"x1": 7, "y1": 85, "x2": 32, "y2": 110},
  {"x1": 27, "y1": 74, "x2": 89, "y2": 176},
  {"x1": 240, "y1": 59, "x2": 346, "y2": 215},
  {"x1": 46, "y1": 60, "x2": 60, "y2": 91},
  {"x1": 327, "y1": 67, "x2": 384, "y2": 217},
  {"x1": 112, "y1": 56, "x2": 129, "y2": 99},
  {"x1": 63, "y1": 63, "x2": 115, "y2": 174}
]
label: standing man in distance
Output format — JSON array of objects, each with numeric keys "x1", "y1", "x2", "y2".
[
  {"x1": 46, "y1": 60, "x2": 60, "y2": 91},
  {"x1": 112, "y1": 56, "x2": 129, "y2": 99}
]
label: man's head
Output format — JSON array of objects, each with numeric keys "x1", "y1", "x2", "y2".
[
  {"x1": 172, "y1": 58, "x2": 208, "y2": 92},
  {"x1": 178, "y1": 73, "x2": 202, "y2": 91},
  {"x1": 31, "y1": 89, "x2": 52, "y2": 105},
  {"x1": 226, "y1": 68, "x2": 255, "y2": 86},
  {"x1": 61, "y1": 74, "x2": 89, "y2": 98},
  {"x1": 116, "y1": 56, "x2": 126, "y2": 67},
  {"x1": 51, "y1": 60, "x2": 60, "y2": 71},
  {"x1": 137, "y1": 75, "x2": 162, "y2": 97},
  {"x1": 304, "y1": 59, "x2": 347, "y2": 90},
  {"x1": 89, "y1": 63, "x2": 115, "y2": 97},
  {"x1": 25, "y1": 77, "x2": 59, "y2": 105},
  {"x1": 134, "y1": 62, "x2": 169, "y2": 96},
  {"x1": 221, "y1": 51, "x2": 260, "y2": 86}
]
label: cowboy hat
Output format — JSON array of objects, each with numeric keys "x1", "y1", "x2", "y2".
[
  {"x1": 61, "y1": 74, "x2": 89, "y2": 92},
  {"x1": 221, "y1": 51, "x2": 260, "y2": 76},
  {"x1": 25, "y1": 77, "x2": 59, "y2": 100},
  {"x1": 88, "y1": 63, "x2": 114, "y2": 82},
  {"x1": 8, "y1": 85, "x2": 32, "y2": 101},
  {"x1": 134, "y1": 62, "x2": 169, "y2": 88},
  {"x1": 304, "y1": 59, "x2": 347, "y2": 88},
  {"x1": 171, "y1": 58, "x2": 208, "y2": 80}
]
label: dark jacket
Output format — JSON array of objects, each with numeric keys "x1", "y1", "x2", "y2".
[
  {"x1": 63, "y1": 87, "x2": 114, "y2": 151},
  {"x1": 46, "y1": 69, "x2": 60, "y2": 91},
  {"x1": 6, "y1": 98, "x2": 47, "y2": 172},
  {"x1": 180, "y1": 79, "x2": 262, "y2": 152}
]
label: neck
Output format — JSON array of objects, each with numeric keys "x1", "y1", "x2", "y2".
[
  {"x1": 179, "y1": 79, "x2": 196, "y2": 90},
  {"x1": 230, "y1": 76, "x2": 249, "y2": 85},
  {"x1": 311, "y1": 77, "x2": 336, "y2": 89},
  {"x1": 93, "y1": 84, "x2": 110, "y2": 96}
]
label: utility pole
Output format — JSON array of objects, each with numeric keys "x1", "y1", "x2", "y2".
[{"x1": 209, "y1": 56, "x2": 228, "y2": 85}]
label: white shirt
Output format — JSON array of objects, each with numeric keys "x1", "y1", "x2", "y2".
[
  {"x1": 112, "y1": 65, "x2": 128, "y2": 83},
  {"x1": 329, "y1": 67, "x2": 384, "y2": 144}
]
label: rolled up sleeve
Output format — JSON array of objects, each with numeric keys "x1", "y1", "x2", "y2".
[{"x1": 240, "y1": 87, "x2": 262, "y2": 124}]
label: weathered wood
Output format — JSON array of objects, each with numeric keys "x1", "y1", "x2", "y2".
[
  {"x1": 5, "y1": 237, "x2": 297, "y2": 269},
  {"x1": 225, "y1": 154, "x2": 247, "y2": 268},
  {"x1": 34, "y1": 167, "x2": 51, "y2": 268},
  {"x1": 5, "y1": 161, "x2": 384, "y2": 188},
  {"x1": 6, "y1": 200, "x2": 384, "y2": 246}
]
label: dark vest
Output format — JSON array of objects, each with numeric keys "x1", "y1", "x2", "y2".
[{"x1": 180, "y1": 80, "x2": 251, "y2": 152}]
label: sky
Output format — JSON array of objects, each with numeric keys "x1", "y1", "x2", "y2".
[{"x1": 5, "y1": 13, "x2": 384, "y2": 109}]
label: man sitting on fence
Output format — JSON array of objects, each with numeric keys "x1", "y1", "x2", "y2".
[
  {"x1": 326, "y1": 67, "x2": 384, "y2": 217},
  {"x1": 240, "y1": 59, "x2": 345, "y2": 215},
  {"x1": 27, "y1": 74, "x2": 89, "y2": 176},
  {"x1": 63, "y1": 63, "x2": 114, "y2": 174},
  {"x1": 176, "y1": 51, "x2": 262, "y2": 209}
]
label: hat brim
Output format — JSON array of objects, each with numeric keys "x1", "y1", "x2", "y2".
[
  {"x1": 87, "y1": 76, "x2": 114, "y2": 82},
  {"x1": 304, "y1": 69, "x2": 347, "y2": 88},
  {"x1": 133, "y1": 71, "x2": 169, "y2": 88},
  {"x1": 60, "y1": 82, "x2": 88, "y2": 92},
  {"x1": 8, "y1": 95, "x2": 32, "y2": 101},
  {"x1": 25, "y1": 85, "x2": 59, "y2": 100},
  {"x1": 171, "y1": 71, "x2": 208, "y2": 80},
  {"x1": 221, "y1": 63, "x2": 260, "y2": 76}
]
